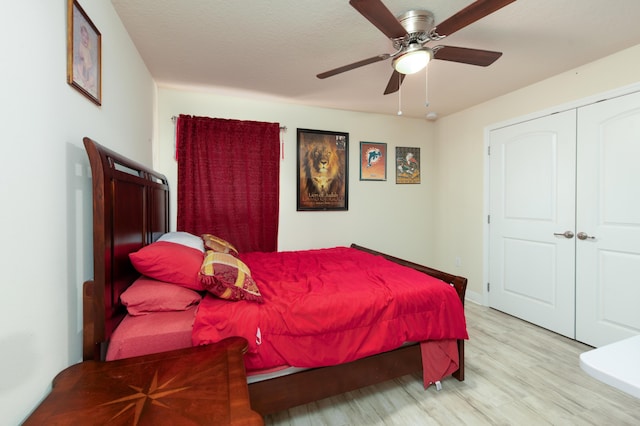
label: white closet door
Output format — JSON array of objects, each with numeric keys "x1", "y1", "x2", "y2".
[
  {"x1": 576, "y1": 91, "x2": 640, "y2": 347},
  {"x1": 489, "y1": 110, "x2": 577, "y2": 338}
]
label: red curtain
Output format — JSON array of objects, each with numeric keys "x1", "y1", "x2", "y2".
[{"x1": 176, "y1": 115, "x2": 280, "y2": 252}]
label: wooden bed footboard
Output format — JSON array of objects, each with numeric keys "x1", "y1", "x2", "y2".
[{"x1": 351, "y1": 244, "x2": 468, "y2": 307}]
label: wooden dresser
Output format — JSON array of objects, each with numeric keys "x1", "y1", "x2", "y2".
[{"x1": 24, "y1": 337, "x2": 263, "y2": 425}]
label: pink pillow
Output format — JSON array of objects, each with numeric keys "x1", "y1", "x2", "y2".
[
  {"x1": 121, "y1": 276, "x2": 202, "y2": 316},
  {"x1": 129, "y1": 241, "x2": 205, "y2": 291}
]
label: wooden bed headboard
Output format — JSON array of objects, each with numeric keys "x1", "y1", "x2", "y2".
[{"x1": 82, "y1": 137, "x2": 170, "y2": 361}]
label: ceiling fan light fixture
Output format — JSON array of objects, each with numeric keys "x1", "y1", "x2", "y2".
[{"x1": 392, "y1": 45, "x2": 432, "y2": 75}]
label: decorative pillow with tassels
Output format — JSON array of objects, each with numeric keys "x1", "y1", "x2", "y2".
[
  {"x1": 199, "y1": 250, "x2": 263, "y2": 303},
  {"x1": 201, "y1": 233, "x2": 239, "y2": 255}
]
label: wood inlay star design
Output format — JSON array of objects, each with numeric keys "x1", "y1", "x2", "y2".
[{"x1": 99, "y1": 370, "x2": 191, "y2": 425}]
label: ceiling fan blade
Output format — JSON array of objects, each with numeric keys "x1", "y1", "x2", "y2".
[
  {"x1": 317, "y1": 54, "x2": 390, "y2": 79},
  {"x1": 434, "y1": 46, "x2": 503, "y2": 66},
  {"x1": 383, "y1": 70, "x2": 406, "y2": 95},
  {"x1": 349, "y1": 0, "x2": 407, "y2": 39},
  {"x1": 434, "y1": 0, "x2": 516, "y2": 37}
]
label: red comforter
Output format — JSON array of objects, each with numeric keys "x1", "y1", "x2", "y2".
[{"x1": 192, "y1": 246, "x2": 468, "y2": 372}]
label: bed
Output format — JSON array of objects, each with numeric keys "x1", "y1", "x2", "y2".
[{"x1": 82, "y1": 136, "x2": 469, "y2": 416}]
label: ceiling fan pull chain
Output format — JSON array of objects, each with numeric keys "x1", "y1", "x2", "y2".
[
  {"x1": 397, "y1": 73, "x2": 403, "y2": 116},
  {"x1": 425, "y1": 66, "x2": 430, "y2": 108}
]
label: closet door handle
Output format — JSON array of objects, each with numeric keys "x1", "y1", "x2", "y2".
[
  {"x1": 554, "y1": 231, "x2": 574, "y2": 239},
  {"x1": 577, "y1": 232, "x2": 596, "y2": 240}
]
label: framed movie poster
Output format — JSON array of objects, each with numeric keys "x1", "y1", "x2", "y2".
[
  {"x1": 359, "y1": 142, "x2": 387, "y2": 181},
  {"x1": 297, "y1": 128, "x2": 348, "y2": 211},
  {"x1": 396, "y1": 146, "x2": 421, "y2": 184},
  {"x1": 67, "y1": 0, "x2": 102, "y2": 105}
]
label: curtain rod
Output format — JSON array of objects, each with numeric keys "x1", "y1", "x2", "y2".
[{"x1": 171, "y1": 116, "x2": 286, "y2": 131}]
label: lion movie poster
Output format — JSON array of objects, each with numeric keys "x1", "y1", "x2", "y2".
[
  {"x1": 296, "y1": 128, "x2": 349, "y2": 211},
  {"x1": 359, "y1": 142, "x2": 387, "y2": 181},
  {"x1": 395, "y1": 146, "x2": 421, "y2": 184}
]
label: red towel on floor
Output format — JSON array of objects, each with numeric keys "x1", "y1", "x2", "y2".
[{"x1": 420, "y1": 339, "x2": 459, "y2": 389}]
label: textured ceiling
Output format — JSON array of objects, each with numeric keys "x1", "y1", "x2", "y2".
[{"x1": 112, "y1": 0, "x2": 640, "y2": 119}]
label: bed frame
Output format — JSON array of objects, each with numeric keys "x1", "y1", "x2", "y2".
[{"x1": 82, "y1": 137, "x2": 468, "y2": 416}]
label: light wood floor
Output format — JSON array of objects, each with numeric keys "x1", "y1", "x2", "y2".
[{"x1": 264, "y1": 302, "x2": 640, "y2": 425}]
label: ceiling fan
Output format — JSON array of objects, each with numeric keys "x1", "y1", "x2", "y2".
[{"x1": 317, "y1": 0, "x2": 517, "y2": 95}]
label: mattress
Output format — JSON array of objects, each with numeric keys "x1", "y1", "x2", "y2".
[
  {"x1": 105, "y1": 307, "x2": 197, "y2": 361},
  {"x1": 106, "y1": 246, "x2": 466, "y2": 387},
  {"x1": 193, "y1": 247, "x2": 468, "y2": 372},
  {"x1": 106, "y1": 306, "x2": 305, "y2": 382},
  {"x1": 105, "y1": 309, "x2": 458, "y2": 387}
]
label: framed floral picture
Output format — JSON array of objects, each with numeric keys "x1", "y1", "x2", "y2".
[
  {"x1": 359, "y1": 142, "x2": 387, "y2": 181},
  {"x1": 296, "y1": 128, "x2": 349, "y2": 211},
  {"x1": 67, "y1": 0, "x2": 102, "y2": 105},
  {"x1": 395, "y1": 146, "x2": 421, "y2": 184}
]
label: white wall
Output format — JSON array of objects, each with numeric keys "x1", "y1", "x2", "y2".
[
  {"x1": 156, "y1": 88, "x2": 437, "y2": 264},
  {"x1": 432, "y1": 44, "x2": 640, "y2": 302},
  {"x1": 0, "y1": 1, "x2": 155, "y2": 424},
  {"x1": 5, "y1": 1, "x2": 638, "y2": 421}
]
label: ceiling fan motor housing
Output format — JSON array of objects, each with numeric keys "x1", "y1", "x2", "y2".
[
  {"x1": 398, "y1": 10, "x2": 434, "y2": 33},
  {"x1": 394, "y1": 10, "x2": 435, "y2": 48}
]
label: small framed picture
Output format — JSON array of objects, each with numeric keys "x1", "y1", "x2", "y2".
[
  {"x1": 396, "y1": 147, "x2": 421, "y2": 184},
  {"x1": 359, "y1": 142, "x2": 387, "y2": 181},
  {"x1": 297, "y1": 128, "x2": 349, "y2": 211},
  {"x1": 67, "y1": 0, "x2": 101, "y2": 105}
]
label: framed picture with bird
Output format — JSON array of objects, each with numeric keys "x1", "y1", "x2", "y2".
[{"x1": 396, "y1": 146, "x2": 421, "y2": 184}]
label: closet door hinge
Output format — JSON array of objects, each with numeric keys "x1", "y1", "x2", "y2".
[
  {"x1": 487, "y1": 282, "x2": 490, "y2": 292},
  {"x1": 487, "y1": 215, "x2": 491, "y2": 224},
  {"x1": 488, "y1": 146, "x2": 491, "y2": 156}
]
